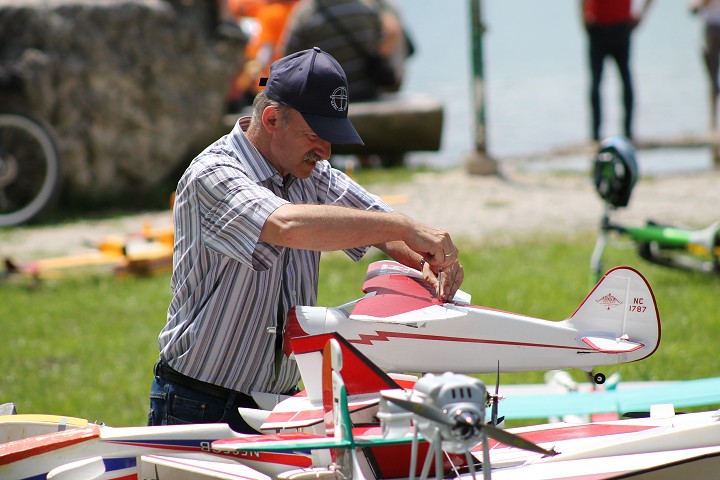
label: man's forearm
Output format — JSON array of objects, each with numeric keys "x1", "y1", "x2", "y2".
[
  {"x1": 374, "y1": 240, "x2": 424, "y2": 270},
  {"x1": 260, "y1": 203, "x2": 413, "y2": 251}
]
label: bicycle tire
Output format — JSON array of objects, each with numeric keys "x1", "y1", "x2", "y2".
[{"x1": 0, "y1": 111, "x2": 62, "y2": 227}]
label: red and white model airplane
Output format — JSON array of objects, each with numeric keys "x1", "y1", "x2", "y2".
[{"x1": 285, "y1": 260, "x2": 661, "y2": 385}]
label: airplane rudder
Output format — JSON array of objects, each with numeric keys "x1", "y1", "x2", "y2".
[{"x1": 570, "y1": 266, "x2": 657, "y2": 333}]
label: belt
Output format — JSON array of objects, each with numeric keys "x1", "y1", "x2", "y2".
[{"x1": 155, "y1": 360, "x2": 249, "y2": 401}]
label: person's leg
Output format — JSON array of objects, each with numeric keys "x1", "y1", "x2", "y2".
[
  {"x1": 147, "y1": 361, "x2": 260, "y2": 433},
  {"x1": 588, "y1": 26, "x2": 606, "y2": 142},
  {"x1": 703, "y1": 25, "x2": 720, "y2": 129},
  {"x1": 612, "y1": 24, "x2": 634, "y2": 140}
]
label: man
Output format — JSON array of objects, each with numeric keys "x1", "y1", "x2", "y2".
[
  {"x1": 581, "y1": 0, "x2": 653, "y2": 142},
  {"x1": 148, "y1": 47, "x2": 464, "y2": 433}
]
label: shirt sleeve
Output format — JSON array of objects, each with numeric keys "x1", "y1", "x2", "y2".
[
  {"x1": 193, "y1": 156, "x2": 288, "y2": 271},
  {"x1": 310, "y1": 161, "x2": 393, "y2": 261}
]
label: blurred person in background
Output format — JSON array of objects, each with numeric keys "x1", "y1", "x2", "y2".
[
  {"x1": 581, "y1": 0, "x2": 653, "y2": 142},
  {"x1": 279, "y1": 0, "x2": 411, "y2": 101},
  {"x1": 227, "y1": 0, "x2": 299, "y2": 112},
  {"x1": 690, "y1": 0, "x2": 720, "y2": 130},
  {"x1": 215, "y1": 0, "x2": 248, "y2": 39}
]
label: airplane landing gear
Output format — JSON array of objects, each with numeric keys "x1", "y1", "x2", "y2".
[{"x1": 591, "y1": 372, "x2": 606, "y2": 385}]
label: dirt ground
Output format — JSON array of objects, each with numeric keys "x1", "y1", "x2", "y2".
[
  {"x1": 386, "y1": 166, "x2": 720, "y2": 245},
  {"x1": 1, "y1": 164, "x2": 718, "y2": 264}
]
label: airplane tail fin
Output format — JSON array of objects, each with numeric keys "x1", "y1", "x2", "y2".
[
  {"x1": 322, "y1": 339, "x2": 352, "y2": 445},
  {"x1": 322, "y1": 338, "x2": 370, "y2": 480},
  {"x1": 290, "y1": 332, "x2": 400, "y2": 403},
  {"x1": 565, "y1": 266, "x2": 660, "y2": 360}
]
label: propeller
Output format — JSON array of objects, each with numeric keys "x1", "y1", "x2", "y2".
[
  {"x1": 480, "y1": 423, "x2": 557, "y2": 457},
  {"x1": 490, "y1": 362, "x2": 501, "y2": 426},
  {"x1": 383, "y1": 395, "x2": 557, "y2": 458},
  {"x1": 384, "y1": 395, "x2": 455, "y2": 427}
]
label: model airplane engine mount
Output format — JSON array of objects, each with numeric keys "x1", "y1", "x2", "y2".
[{"x1": 411, "y1": 372, "x2": 488, "y2": 453}]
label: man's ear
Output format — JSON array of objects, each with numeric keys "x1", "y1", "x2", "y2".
[{"x1": 261, "y1": 105, "x2": 280, "y2": 132}]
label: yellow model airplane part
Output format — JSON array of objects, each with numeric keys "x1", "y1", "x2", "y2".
[{"x1": 4, "y1": 219, "x2": 174, "y2": 280}]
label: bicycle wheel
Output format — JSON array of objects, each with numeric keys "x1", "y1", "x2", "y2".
[{"x1": 0, "y1": 111, "x2": 62, "y2": 226}]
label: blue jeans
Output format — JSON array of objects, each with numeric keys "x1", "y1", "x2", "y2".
[{"x1": 147, "y1": 361, "x2": 260, "y2": 434}]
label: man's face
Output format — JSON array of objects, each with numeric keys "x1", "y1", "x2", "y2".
[{"x1": 267, "y1": 107, "x2": 332, "y2": 179}]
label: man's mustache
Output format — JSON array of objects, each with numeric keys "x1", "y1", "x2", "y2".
[{"x1": 304, "y1": 152, "x2": 323, "y2": 163}]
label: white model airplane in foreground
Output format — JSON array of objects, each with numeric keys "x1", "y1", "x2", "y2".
[
  {"x1": 285, "y1": 260, "x2": 661, "y2": 384},
  {"x1": 226, "y1": 333, "x2": 720, "y2": 480},
  {"x1": 4, "y1": 331, "x2": 720, "y2": 479}
]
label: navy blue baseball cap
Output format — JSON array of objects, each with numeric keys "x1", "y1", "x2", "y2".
[{"x1": 260, "y1": 47, "x2": 364, "y2": 145}]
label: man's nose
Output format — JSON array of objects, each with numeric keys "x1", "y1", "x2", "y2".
[{"x1": 316, "y1": 138, "x2": 331, "y2": 160}]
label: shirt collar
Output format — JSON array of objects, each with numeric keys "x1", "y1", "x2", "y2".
[{"x1": 230, "y1": 116, "x2": 296, "y2": 189}]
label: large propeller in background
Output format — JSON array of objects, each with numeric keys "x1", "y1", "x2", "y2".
[{"x1": 383, "y1": 395, "x2": 557, "y2": 458}]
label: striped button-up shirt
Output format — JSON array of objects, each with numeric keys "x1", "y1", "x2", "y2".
[{"x1": 158, "y1": 118, "x2": 391, "y2": 394}]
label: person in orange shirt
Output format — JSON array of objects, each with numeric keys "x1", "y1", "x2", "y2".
[
  {"x1": 228, "y1": 0, "x2": 266, "y2": 18},
  {"x1": 227, "y1": 0, "x2": 298, "y2": 112}
]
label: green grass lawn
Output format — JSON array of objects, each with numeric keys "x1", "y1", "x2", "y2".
[{"x1": 1, "y1": 233, "x2": 719, "y2": 427}]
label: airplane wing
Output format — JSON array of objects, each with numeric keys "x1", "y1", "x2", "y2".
[
  {"x1": 212, "y1": 432, "x2": 413, "y2": 453},
  {"x1": 495, "y1": 377, "x2": 720, "y2": 420},
  {"x1": 350, "y1": 261, "x2": 471, "y2": 324},
  {"x1": 141, "y1": 454, "x2": 271, "y2": 479},
  {"x1": 361, "y1": 260, "x2": 471, "y2": 300},
  {"x1": 260, "y1": 394, "x2": 380, "y2": 430},
  {"x1": 350, "y1": 294, "x2": 468, "y2": 323},
  {"x1": 362, "y1": 260, "x2": 425, "y2": 285}
]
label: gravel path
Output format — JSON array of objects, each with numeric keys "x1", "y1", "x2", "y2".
[
  {"x1": 386, "y1": 166, "x2": 720, "y2": 245},
  {"x1": 1, "y1": 164, "x2": 718, "y2": 263}
]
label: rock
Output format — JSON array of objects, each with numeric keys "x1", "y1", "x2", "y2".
[
  {"x1": 331, "y1": 93, "x2": 444, "y2": 167},
  {"x1": 0, "y1": 0, "x2": 244, "y2": 206}
]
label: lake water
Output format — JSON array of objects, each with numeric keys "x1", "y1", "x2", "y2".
[{"x1": 392, "y1": 0, "x2": 716, "y2": 175}]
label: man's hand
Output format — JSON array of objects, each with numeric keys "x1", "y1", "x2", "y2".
[
  {"x1": 421, "y1": 258, "x2": 464, "y2": 302},
  {"x1": 404, "y1": 222, "x2": 459, "y2": 270}
]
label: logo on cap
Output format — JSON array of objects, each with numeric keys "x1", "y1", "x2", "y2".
[{"x1": 330, "y1": 87, "x2": 349, "y2": 112}]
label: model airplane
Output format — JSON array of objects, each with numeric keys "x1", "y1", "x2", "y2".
[
  {"x1": 1, "y1": 218, "x2": 174, "y2": 281},
  {"x1": 495, "y1": 370, "x2": 720, "y2": 422},
  {"x1": 0, "y1": 412, "x2": 291, "y2": 479},
  {"x1": 285, "y1": 260, "x2": 661, "y2": 384},
  {"x1": 234, "y1": 334, "x2": 720, "y2": 479}
]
